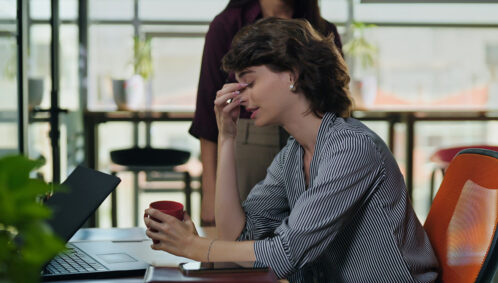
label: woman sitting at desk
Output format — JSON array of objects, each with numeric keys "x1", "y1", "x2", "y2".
[{"x1": 144, "y1": 18, "x2": 439, "y2": 282}]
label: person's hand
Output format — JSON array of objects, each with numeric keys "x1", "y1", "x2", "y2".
[
  {"x1": 144, "y1": 208, "x2": 199, "y2": 258},
  {"x1": 214, "y1": 83, "x2": 247, "y2": 139}
]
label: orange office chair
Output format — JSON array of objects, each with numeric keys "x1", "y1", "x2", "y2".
[
  {"x1": 429, "y1": 145, "x2": 498, "y2": 204},
  {"x1": 424, "y1": 148, "x2": 498, "y2": 283}
]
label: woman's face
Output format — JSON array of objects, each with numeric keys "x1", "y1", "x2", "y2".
[{"x1": 236, "y1": 65, "x2": 297, "y2": 127}]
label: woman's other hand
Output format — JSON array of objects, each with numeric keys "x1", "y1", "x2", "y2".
[
  {"x1": 144, "y1": 208, "x2": 199, "y2": 258},
  {"x1": 214, "y1": 83, "x2": 247, "y2": 139}
]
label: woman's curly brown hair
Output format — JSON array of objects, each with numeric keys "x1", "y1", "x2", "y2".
[{"x1": 222, "y1": 17, "x2": 352, "y2": 117}]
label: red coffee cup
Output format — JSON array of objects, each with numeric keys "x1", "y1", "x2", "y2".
[
  {"x1": 145, "y1": 201, "x2": 184, "y2": 244},
  {"x1": 148, "y1": 200, "x2": 184, "y2": 221}
]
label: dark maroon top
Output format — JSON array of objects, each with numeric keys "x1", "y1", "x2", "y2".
[{"x1": 188, "y1": 1, "x2": 343, "y2": 142}]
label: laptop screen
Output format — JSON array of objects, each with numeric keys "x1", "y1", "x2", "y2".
[{"x1": 44, "y1": 166, "x2": 120, "y2": 242}]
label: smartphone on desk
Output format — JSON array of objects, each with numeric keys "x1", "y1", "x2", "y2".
[{"x1": 179, "y1": 261, "x2": 269, "y2": 275}]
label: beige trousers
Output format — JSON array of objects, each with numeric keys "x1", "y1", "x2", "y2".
[{"x1": 235, "y1": 119, "x2": 287, "y2": 201}]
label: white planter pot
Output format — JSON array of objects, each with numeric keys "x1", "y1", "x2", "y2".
[
  {"x1": 28, "y1": 78, "x2": 44, "y2": 109},
  {"x1": 351, "y1": 75, "x2": 378, "y2": 109},
  {"x1": 113, "y1": 75, "x2": 145, "y2": 110},
  {"x1": 360, "y1": 75, "x2": 378, "y2": 107}
]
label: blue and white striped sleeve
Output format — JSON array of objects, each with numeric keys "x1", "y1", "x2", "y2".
[
  {"x1": 238, "y1": 149, "x2": 290, "y2": 241},
  {"x1": 253, "y1": 131, "x2": 386, "y2": 278}
]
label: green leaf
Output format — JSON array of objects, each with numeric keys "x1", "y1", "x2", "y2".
[
  {"x1": 17, "y1": 203, "x2": 52, "y2": 223},
  {"x1": 344, "y1": 22, "x2": 378, "y2": 70},
  {"x1": 133, "y1": 36, "x2": 154, "y2": 80},
  {"x1": 0, "y1": 155, "x2": 43, "y2": 191},
  {"x1": 0, "y1": 155, "x2": 65, "y2": 283}
]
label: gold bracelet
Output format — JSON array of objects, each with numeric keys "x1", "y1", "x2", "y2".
[{"x1": 206, "y1": 239, "x2": 217, "y2": 263}]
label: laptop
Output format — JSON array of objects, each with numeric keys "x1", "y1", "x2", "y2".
[{"x1": 41, "y1": 166, "x2": 149, "y2": 281}]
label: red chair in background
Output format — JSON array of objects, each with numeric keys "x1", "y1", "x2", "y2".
[
  {"x1": 429, "y1": 145, "x2": 498, "y2": 204},
  {"x1": 424, "y1": 148, "x2": 498, "y2": 283}
]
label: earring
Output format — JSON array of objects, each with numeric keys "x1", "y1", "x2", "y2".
[{"x1": 289, "y1": 84, "x2": 296, "y2": 92}]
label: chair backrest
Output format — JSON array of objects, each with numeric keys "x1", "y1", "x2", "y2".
[
  {"x1": 424, "y1": 148, "x2": 498, "y2": 283},
  {"x1": 430, "y1": 145, "x2": 498, "y2": 170}
]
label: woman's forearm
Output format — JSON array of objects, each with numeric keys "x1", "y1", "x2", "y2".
[
  {"x1": 215, "y1": 136, "x2": 246, "y2": 240},
  {"x1": 190, "y1": 237, "x2": 256, "y2": 262}
]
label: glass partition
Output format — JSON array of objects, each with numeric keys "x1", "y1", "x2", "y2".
[
  {"x1": 27, "y1": 22, "x2": 80, "y2": 180},
  {"x1": 0, "y1": 36, "x2": 18, "y2": 157},
  {"x1": 0, "y1": 0, "x2": 17, "y2": 157},
  {"x1": 88, "y1": 25, "x2": 134, "y2": 110},
  {"x1": 321, "y1": 0, "x2": 349, "y2": 23},
  {"x1": 353, "y1": 1, "x2": 498, "y2": 24},
  {"x1": 29, "y1": 0, "x2": 78, "y2": 20},
  {"x1": 139, "y1": 0, "x2": 227, "y2": 21},
  {"x1": 354, "y1": 26, "x2": 498, "y2": 109},
  {"x1": 0, "y1": 0, "x2": 16, "y2": 19},
  {"x1": 149, "y1": 37, "x2": 203, "y2": 111},
  {"x1": 89, "y1": 0, "x2": 134, "y2": 20}
]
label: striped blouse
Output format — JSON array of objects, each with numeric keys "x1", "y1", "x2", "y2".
[{"x1": 238, "y1": 112, "x2": 439, "y2": 282}]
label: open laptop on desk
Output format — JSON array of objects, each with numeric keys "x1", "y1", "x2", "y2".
[{"x1": 41, "y1": 166, "x2": 149, "y2": 281}]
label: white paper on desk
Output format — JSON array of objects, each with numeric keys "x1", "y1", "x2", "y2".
[{"x1": 113, "y1": 239, "x2": 194, "y2": 267}]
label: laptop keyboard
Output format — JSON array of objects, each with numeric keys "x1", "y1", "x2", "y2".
[{"x1": 44, "y1": 244, "x2": 108, "y2": 275}]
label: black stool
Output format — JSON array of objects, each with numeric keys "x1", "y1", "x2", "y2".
[{"x1": 110, "y1": 146, "x2": 191, "y2": 226}]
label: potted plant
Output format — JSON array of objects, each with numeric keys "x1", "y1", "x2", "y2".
[
  {"x1": 343, "y1": 22, "x2": 379, "y2": 108},
  {"x1": 0, "y1": 155, "x2": 65, "y2": 282},
  {"x1": 113, "y1": 36, "x2": 154, "y2": 110}
]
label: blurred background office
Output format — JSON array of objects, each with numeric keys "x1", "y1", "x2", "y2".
[{"x1": 1, "y1": 0, "x2": 497, "y2": 228}]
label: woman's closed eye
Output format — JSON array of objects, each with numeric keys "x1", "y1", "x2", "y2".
[{"x1": 239, "y1": 82, "x2": 253, "y2": 93}]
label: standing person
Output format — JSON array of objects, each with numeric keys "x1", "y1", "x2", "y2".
[
  {"x1": 145, "y1": 18, "x2": 439, "y2": 282},
  {"x1": 189, "y1": 0, "x2": 343, "y2": 226}
]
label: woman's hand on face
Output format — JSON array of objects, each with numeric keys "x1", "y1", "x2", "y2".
[
  {"x1": 144, "y1": 208, "x2": 199, "y2": 259},
  {"x1": 214, "y1": 83, "x2": 247, "y2": 139}
]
